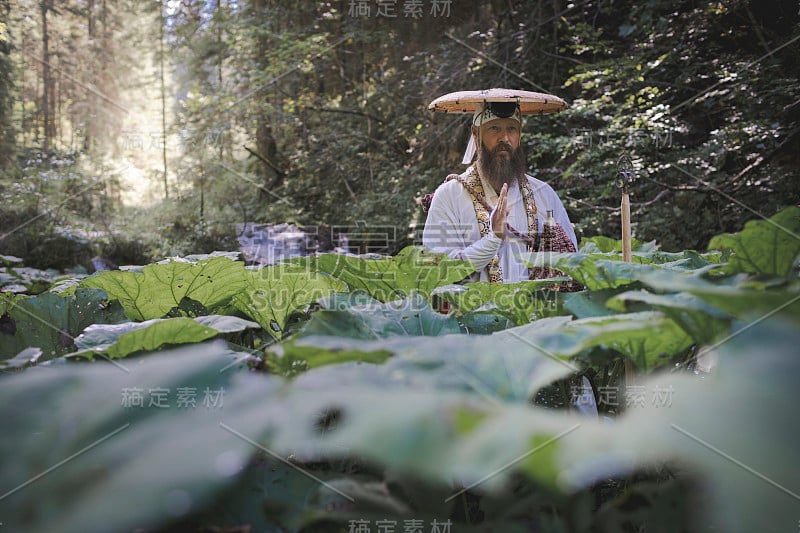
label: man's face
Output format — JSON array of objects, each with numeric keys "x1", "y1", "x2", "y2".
[
  {"x1": 473, "y1": 118, "x2": 526, "y2": 190},
  {"x1": 472, "y1": 118, "x2": 521, "y2": 157}
]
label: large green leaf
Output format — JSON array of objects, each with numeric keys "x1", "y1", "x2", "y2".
[
  {"x1": 299, "y1": 293, "x2": 462, "y2": 339},
  {"x1": 501, "y1": 311, "x2": 694, "y2": 370},
  {"x1": 253, "y1": 319, "x2": 800, "y2": 531},
  {"x1": 70, "y1": 315, "x2": 260, "y2": 359},
  {"x1": 632, "y1": 267, "x2": 800, "y2": 322},
  {"x1": 190, "y1": 459, "x2": 423, "y2": 532},
  {"x1": 579, "y1": 319, "x2": 800, "y2": 532},
  {"x1": 708, "y1": 206, "x2": 800, "y2": 277},
  {"x1": 0, "y1": 288, "x2": 127, "y2": 360},
  {"x1": 80, "y1": 256, "x2": 249, "y2": 321},
  {"x1": 0, "y1": 341, "x2": 280, "y2": 533},
  {"x1": 562, "y1": 286, "x2": 642, "y2": 318},
  {"x1": 230, "y1": 264, "x2": 346, "y2": 340},
  {"x1": 317, "y1": 290, "x2": 383, "y2": 310},
  {"x1": 607, "y1": 289, "x2": 732, "y2": 344},
  {"x1": 563, "y1": 311, "x2": 694, "y2": 370},
  {"x1": 280, "y1": 317, "x2": 578, "y2": 400},
  {"x1": 266, "y1": 304, "x2": 794, "y2": 531},
  {"x1": 2, "y1": 317, "x2": 796, "y2": 532},
  {"x1": 457, "y1": 311, "x2": 516, "y2": 334},
  {"x1": 517, "y1": 253, "x2": 639, "y2": 290},
  {"x1": 288, "y1": 309, "x2": 690, "y2": 384},
  {"x1": 289, "y1": 246, "x2": 475, "y2": 302},
  {"x1": 519, "y1": 251, "x2": 724, "y2": 291},
  {"x1": 271, "y1": 343, "x2": 394, "y2": 376},
  {"x1": 578, "y1": 237, "x2": 722, "y2": 268},
  {"x1": 253, "y1": 377, "x2": 567, "y2": 489},
  {"x1": 432, "y1": 279, "x2": 568, "y2": 325}
]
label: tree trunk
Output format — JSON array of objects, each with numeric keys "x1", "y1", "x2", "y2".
[
  {"x1": 252, "y1": 0, "x2": 281, "y2": 194},
  {"x1": 40, "y1": 0, "x2": 53, "y2": 152},
  {"x1": 216, "y1": 0, "x2": 223, "y2": 161},
  {"x1": 159, "y1": 0, "x2": 168, "y2": 198},
  {"x1": 83, "y1": 0, "x2": 94, "y2": 151},
  {"x1": 35, "y1": 52, "x2": 40, "y2": 146},
  {"x1": 19, "y1": 17, "x2": 26, "y2": 148},
  {"x1": 88, "y1": 0, "x2": 94, "y2": 36},
  {"x1": 0, "y1": 0, "x2": 14, "y2": 168},
  {"x1": 56, "y1": 61, "x2": 62, "y2": 146}
]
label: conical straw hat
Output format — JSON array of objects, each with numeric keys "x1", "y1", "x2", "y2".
[{"x1": 428, "y1": 88, "x2": 568, "y2": 115}]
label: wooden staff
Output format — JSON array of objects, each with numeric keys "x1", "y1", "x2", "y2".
[
  {"x1": 617, "y1": 155, "x2": 636, "y2": 384},
  {"x1": 618, "y1": 154, "x2": 635, "y2": 262},
  {"x1": 621, "y1": 191, "x2": 632, "y2": 262}
]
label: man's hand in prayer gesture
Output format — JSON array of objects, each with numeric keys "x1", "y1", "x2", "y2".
[{"x1": 491, "y1": 183, "x2": 509, "y2": 240}]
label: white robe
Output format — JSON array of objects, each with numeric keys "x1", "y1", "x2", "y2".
[{"x1": 422, "y1": 172, "x2": 577, "y2": 283}]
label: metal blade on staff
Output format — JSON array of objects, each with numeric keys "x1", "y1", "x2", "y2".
[{"x1": 617, "y1": 154, "x2": 636, "y2": 263}]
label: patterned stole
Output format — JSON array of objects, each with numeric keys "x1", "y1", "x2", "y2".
[
  {"x1": 446, "y1": 166, "x2": 538, "y2": 282},
  {"x1": 446, "y1": 165, "x2": 580, "y2": 290}
]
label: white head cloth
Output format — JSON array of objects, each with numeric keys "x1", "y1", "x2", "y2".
[{"x1": 461, "y1": 102, "x2": 523, "y2": 165}]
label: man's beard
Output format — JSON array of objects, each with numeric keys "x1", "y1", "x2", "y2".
[{"x1": 477, "y1": 142, "x2": 527, "y2": 192}]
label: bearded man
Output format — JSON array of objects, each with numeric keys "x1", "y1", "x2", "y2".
[{"x1": 422, "y1": 97, "x2": 577, "y2": 283}]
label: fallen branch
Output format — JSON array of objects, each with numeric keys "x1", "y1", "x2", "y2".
[{"x1": 242, "y1": 145, "x2": 286, "y2": 188}]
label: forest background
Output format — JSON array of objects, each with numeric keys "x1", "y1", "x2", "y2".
[{"x1": 1, "y1": 0, "x2": 799, "y2": 269}]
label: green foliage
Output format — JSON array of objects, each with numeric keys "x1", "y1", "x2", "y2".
[
  {"x1": 643, "y1": 273, "x2": 800, "y2": 324},
  {"x1": 607, "y1": 290, "x2": 732, "y2": 344},
  {"x1": 0, "y1": 342, "x2": 271, "y2": 533},
  {"x1": 0, "y1": 347, "x2": 42, "y2": 371},
  {"x1": 2, "y1": 217, "x2": 797, "y2": 532},
  {"x1": 2, "y1": 320, "x2": 798, "y2": 531},
  {"x1": 520, "y1": 246, "x2": 724, "y2": 291},
  {"x1": 432, "y1": 279, "x2": 569, "y2": 325},
  {"x1": 230, "y1": 264, "x2": 347, "y2": 340},
  {"x1": 299, "y1": 293, "x2": 463, "y2": 339},
  {"x1": 70, "y1": 315, "x2": 260, "y2": 360},
  {"x1": 81, "y1": 255, "x2": 249, "y2": 321},
  {"x1": 0, "y1": 150, "x2": 133, "y2": 269},
  {"x1": 580, "y1": 235, "x2": 655, "y2": 253},
  {"x1": 0, "y1": 288, "x2": 126, "y2": 361},
  {"x1": 3, "y1": 0, "x2": 800, "y2": 528},
  {"x1": 541, "y1": 2, "x2": 800, "y2": 251},
  {"x1": 288, "y1": 317, "x2": 574, "y2": 396},
  {"x1": 0, "y1": 257, "x2": 56, "y2": 295},
  {"x1": 708, "y1": 206, "x2": 800, "y2": 277},
  {"x1": 288, "y1": 247, "x2": 476, "y2": 302},
  {"x1": 561, "y1": 311, "x2": 693, "y2": 370},
  {"x1": 5, "y1": 0, "x2": 797, "y2": 270}
]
